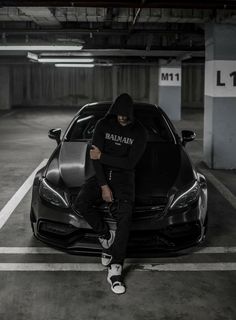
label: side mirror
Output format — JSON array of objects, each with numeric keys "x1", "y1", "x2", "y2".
[
  {"x1": 48, "y1": 128, "x2": 61, "y2": 145},
  {"x1": 181, "y1": 130, "x2": 196, "y2": 146}
]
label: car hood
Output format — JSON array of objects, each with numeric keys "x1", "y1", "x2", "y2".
[
  {"x1": 135, "y1": 142, "x2": 178, "y2": 198},
  {"x1": 58, "y1": 141, "x2": 95, "y2": 187},
  {"x1": 46, "y1": 141, "x2": 195, "y2": 198}
]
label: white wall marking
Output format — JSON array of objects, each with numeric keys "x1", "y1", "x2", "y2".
[{"x1": 0, "y1": 159, "x2": 48, "y2": 230}]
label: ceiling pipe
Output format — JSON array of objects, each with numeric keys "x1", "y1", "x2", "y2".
[
  {"x1": 38, "y1": 49, "x2": 205, "y2": 57},
  {"x1": 2, "y1": 1, "x2": 236, "y2": 9},
  {"x1": 0, "y1": 28, "x2": 203, "y2": 36},
  {"x1": 130, "y1": 0, "x2": 147, "y2": 30}
]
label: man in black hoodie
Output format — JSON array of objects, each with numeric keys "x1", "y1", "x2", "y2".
[{"x1": 74, "y1": 93, "x2": 147, "y2": 294}]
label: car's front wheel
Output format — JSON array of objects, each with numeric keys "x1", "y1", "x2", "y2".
[{"x1": 30, "y1": 208, "x2": 36, "y2": 233}]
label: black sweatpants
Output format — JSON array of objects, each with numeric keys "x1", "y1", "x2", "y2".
[{"x1": 73, "y1": 170, "x2": 135, "y2": 265}]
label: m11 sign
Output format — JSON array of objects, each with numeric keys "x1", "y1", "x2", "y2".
[{"x1": 159, "y1": 67, "x2": 181, "y2": 86}]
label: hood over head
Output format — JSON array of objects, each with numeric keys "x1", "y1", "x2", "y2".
[{"x1": 106, "y1": 93, "x2": 134, "y2": 122}]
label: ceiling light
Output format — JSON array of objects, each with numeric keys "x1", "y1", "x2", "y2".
[
  {"x1": 40, "y1": 52, "x2": 92, "y2": 57},
  {"x1": 27, "y1": 52, "x2": 38, "y2": 61},
  {"x1": 55, "y1": 64, "x2": 95, "y2": 68},
  {"x1": 0, "y1": 45, "x2": 83, "y2": 51},
  {"x1": 38, "y1": 58, "x2": 94, "y2": 63}
]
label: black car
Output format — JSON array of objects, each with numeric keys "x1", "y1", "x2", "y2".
[{"x1": 30, "y1": 102, "x2": 208, "y2": 255}]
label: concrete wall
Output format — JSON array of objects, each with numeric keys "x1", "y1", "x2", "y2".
[
  {"x1": 10, "y1": 65, "x2": 150, "y2": 107},
  {"x1": 0, "y1": 66, "x2": 10, "y2": 110},
  {"x1": 204, "y1": 23, "x2": 236, "y2": 169},
  {"x1": 11, "y1": 65, "x2": 113, "y2": 107},
  {"x1": 182, "y1": 63, "x2": 204, "y2": 108},
  {"x1": 8, "y1": 63, "x2": 203, "y2": 109}
]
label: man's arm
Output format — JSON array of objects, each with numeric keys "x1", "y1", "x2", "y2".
[
  {"x1": 91, "y1": 120, "x2": 113, "y2": 202},
  {"x1": 90, "y1": 119, "x2": 107, "y2": 186}
]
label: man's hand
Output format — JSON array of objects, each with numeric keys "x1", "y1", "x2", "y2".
[
  {"x1": 101, "y1": 185, "x2": 113, "y2": 202},
  {"x1": 90, "y1": 145, "x2": 101, "y2": 160}
]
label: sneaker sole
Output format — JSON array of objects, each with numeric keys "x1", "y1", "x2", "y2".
[
  {"x1": 99, "y1": 230, "x2": 116, "y2": 249},
  {"x1": 107, "y1": 276, "x2": 126, "y2": 295},
  {"x1": 101, "y1": 253, "x2": 112, "y2": 266}
]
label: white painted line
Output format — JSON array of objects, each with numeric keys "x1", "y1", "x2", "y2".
[
  {"x1": 0, "y1": 262, "x2": 236, "y2": 272},
  {"x1": 193, "y1": 247, "x2": 236, "y2": 254},
  {"x1": 0, "y1": 247, "x2": 65, "y2": 254},
  {"x1": 0, "y1": 159, "x2": 48, "y2": 230},
  {"x1": 199, "y1": 167, "x2": 236, "y2": 210},
  {"x1": 0, "y1": 263, "x2": 104, "y2": 272},
  {"x1": 0, "y1": 246, "x2": 236, "y2": 254},
  {"x1": 140, "y1": 263, "x2": 236, "y2": 272}
]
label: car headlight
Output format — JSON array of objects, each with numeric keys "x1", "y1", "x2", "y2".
[
  {"x1": 170, "y1": 180, "x2": 200, "y2": 210},
  {"x1": 39, "y1": 178, "x2": 69, "y2": 208}
]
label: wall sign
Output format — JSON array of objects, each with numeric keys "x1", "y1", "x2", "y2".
[
  {"x1": 205, "y1": 60, "x2": 236, "y2": 97},
  {"x1": 159, "y1": 67, "x2": 181, "y2": 86}
]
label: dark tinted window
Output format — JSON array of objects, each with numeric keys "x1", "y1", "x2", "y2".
[
  {"x1": 66, "y1": 105, "x2": 174, "y2": 143},
  {"x1": 66, "y1": 115, "x2": 102, "y2": 141},
  {"x1": 135, "y1": 110, "x2": 174, "y2": 142}
]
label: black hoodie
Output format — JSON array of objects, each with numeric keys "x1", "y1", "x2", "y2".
[
  {"x1": 105, "y1": 92, "x2": 134, "y2": 122},
  {"x1": 92, "y1": 93, "x2": 147, "y2": 186}
]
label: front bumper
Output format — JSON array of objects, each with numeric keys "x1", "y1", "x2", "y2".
[{"x1": 31, "y1": 188, "x2": 207, "y2": 255}]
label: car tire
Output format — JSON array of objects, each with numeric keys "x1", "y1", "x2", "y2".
[{"x1": 30, "y1": 208, "x2": 35, "y2": 234}]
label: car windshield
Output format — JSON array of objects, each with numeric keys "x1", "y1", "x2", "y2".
[{"x1": 65, "y1": 105, "x2": 174, "y2": 143}]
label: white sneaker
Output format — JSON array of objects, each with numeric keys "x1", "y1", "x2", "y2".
[
  {"x1": 101, "y1": 253, "x2": 112, "y2": 266},
  {"x1": 98, "y1": 230, "x2": 115, "y2": 249},
  {"x1": 107, "y1": 264, "x2": 126, "y2": 295}
]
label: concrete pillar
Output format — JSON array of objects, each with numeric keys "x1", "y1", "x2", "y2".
[
  {"x1": 204, "y1": 24, "x2": 236, "y2": 169},
  {"x1": 0, "y1": 66, "x2": 10, "y2": 110},
  {"x1": 158, "y1": 59, "x2": 181, "y2": 120},
  {"x1": 112, "y1": 66, "x2": 118, "y2": 100},
  {"x1": 149, "y1": 65, "x2": 159, "y2": 105}
]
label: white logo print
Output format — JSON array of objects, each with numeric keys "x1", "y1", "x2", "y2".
[
  {"x1": 105, "y1": 133, "x2": 134, "y2": 145},
  {"x1": 116, "y1": 265, "x2": 121, "y2": 272}
]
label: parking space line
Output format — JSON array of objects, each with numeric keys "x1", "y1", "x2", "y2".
[
  {"x1": 0, "y1": 246, "x2": 236, "y2": 254},
  {"x1": 140, "y1": 263, "x2": 236, "y2": 272},
  {"x1": 0, "y1": 247, "x2": 65, "y2": 254},
  {"x1": 193, "y1": 247, "x2": 236, "y2": 254},
  {"x1": 0, "y1": 159, "x2": 48, "y2": 230},
  {"x1": 0, "y1": 262, "x2": 236, "y2": 272},
  {"x1": 199, "y1": 167, "x2": 236, "y2": 210}
]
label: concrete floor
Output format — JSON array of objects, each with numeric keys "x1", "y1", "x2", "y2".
[{"x1": 0, "y1": 107, "x2": 236, "y2": 320}]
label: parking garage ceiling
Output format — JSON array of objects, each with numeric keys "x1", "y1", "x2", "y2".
[{"x1": 1, "y1": 1, "x2": 236, "y2": 64}]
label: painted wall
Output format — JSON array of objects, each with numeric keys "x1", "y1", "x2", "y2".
[
  {"x1": 0, "y1": 66, "x2": 10, "y2": 110},
  {"x1": 10, "y1": 64, "x2": 150, "y2": 107},
  {"x1": 9, "y1": 63, "x2": 204, "y2": 108},
  {"x1": 182, "y1": 63, "x2": 204, "y2": 109}
]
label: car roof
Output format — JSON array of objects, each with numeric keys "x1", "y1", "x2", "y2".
[{"x1": 77, "y1": 101, "x2": 159, "y2": 116}]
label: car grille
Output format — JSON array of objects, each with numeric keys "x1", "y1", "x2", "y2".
[
  {"x1": 37, "y1": 220, "x2": 202, "y2": 251},
  {"x1": 134, "y1": 196, "x2": 167, "y2": 219},
  {"x1": 127, "y1": 221, "x2": 202, "y2": 250},
  {"x1": 135, "y1": 196, "x2": 167, "y2": 206},
  {"x1": 134, "y1": 205, "x2": 166, "y2": 219},
  {"x1": 94, "y1": 197, "x2": 167, "y2": 220},
  {"x1": 162, "y1": 222, "x2": 201, "y2": 238},
  {"x1": 38, "y1": 220, "x2": 80, "y2": 240},
  {"x1": 69, "y1": 189, "x2": 168, "y2": 220}
]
